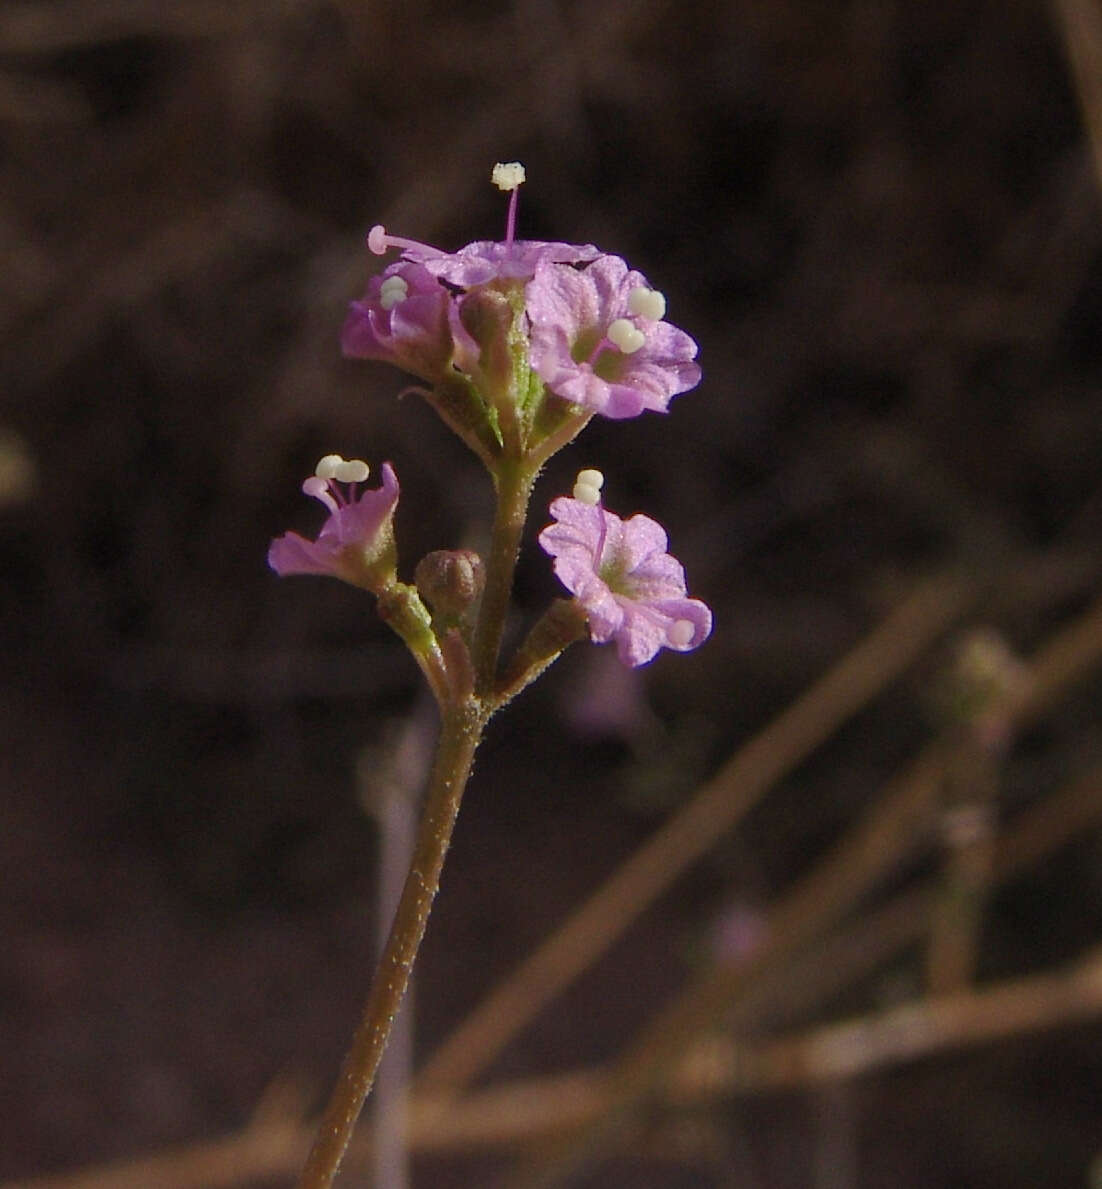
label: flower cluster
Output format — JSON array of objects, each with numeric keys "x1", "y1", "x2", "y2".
[
  {"x1": 341, "y1": 162, "x2": 701, "y2": 430},
  {"x1": 271, "y1": 164, "x2": 710, "y2": 678}
]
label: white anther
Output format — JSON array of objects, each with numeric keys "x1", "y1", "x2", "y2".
[
  {"x1": 491, "y1": 161, "x2": 526, "y2": 191},
  {"x1": 668, "y1": 619, "x2": 696, "y2": 647},
  {"x1": 315, "y1": 454, "x2": 344, "y2": 480},
  {"x1": 607, "y1": 319, "x2": 646, "y2": 354},
  {"x1": 573, "y1": 468, "x2": 604, "y2": 505},
  {"x1": 315, "y1": 454, "x2": 370, "y2": 483},
  {"x1": 379, "y1": 275, "x2": 409, "y2": 310},
  {"x1": 333, "y1": 458, "x2": 370, "y2": 483},
  {"x1": 628, "y1": 286, "x2": 666, "y2": 321}
]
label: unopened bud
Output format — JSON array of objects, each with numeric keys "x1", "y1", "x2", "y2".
[
  {"x1": 458, "y1": 287, "x2": 518, "y2": 402},
  {"x1": 415, "y1": 549, "x2": 486, "y2": 623}
]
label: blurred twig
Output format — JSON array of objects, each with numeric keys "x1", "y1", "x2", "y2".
[
  {"x1": 1052, "y1": 0, "x2": 1102, "y2": 194},
  {"x1": 501, "y1": 591, "x2": 1102, "y2": 1188},
  {"x1": 5, "y1": 730, "x2": 1099, "y2": 1189},
  {"x1": 358, "y1": 702, "x2": 438, "y2": 1189},
  {"x1": 416, "y1": 568, "x2": 977, "y2": 1095}
]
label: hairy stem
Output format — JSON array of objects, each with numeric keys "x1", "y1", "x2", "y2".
[
  {"x1": 472, "y1": 458, "x2": 536, "y2": 695},
  {"x1": 528, "y1": 407, "x2": 593, "y2": 471},
  {"x1": 296, "y1": 700, "x2": 485, "y2": 1189}
]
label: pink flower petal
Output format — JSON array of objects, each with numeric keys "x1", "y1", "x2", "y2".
[{"x1": 539, "y1": 495, "x2": 712, "y2": 667}]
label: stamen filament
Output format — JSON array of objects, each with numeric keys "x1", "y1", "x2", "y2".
[
  {"x1": 303, "y1": 476, "x2": 339, "y2": 515},
  {"x1": 585, "y1": 336, "x2": 615, "y2": 368},
  {"x1": 594, "y1": 508, "x2": 609, "y2": 569},
  {"x1": 505, "y1": 186, "x2": 518, "y2": 245}
]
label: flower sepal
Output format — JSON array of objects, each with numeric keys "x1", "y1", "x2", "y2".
[
  {"x1": 376, "y1": 581, "x2": 457, "y2": 708},
  {"x1": 525, "y1": 389, "x2": 594, "y2": 467},
  {"x1": 494, "y1": 598, "x2": 590, "y2": 708},
  {"x1": 456, "y1": 284, "x2": 537, "y2": 454},
  {"x1": 421, "y1": 371, "x2": 506, "y2": 463}
]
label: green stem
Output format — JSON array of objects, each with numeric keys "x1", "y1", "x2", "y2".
[
  {"x1": 376, "y1": 582, "x2": 451, "y2": 708},
  {"x1": 472, "y1": 459, "x2": 536, "y2": 695},
  {"x1": 492, "y1": 599, "x2": 588, "y2": 711},
  {"x1": 295, "y1": 700, "x2": 485, "y2": 1189}
]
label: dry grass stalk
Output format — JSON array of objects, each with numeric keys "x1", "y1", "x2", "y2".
[{"x1": 501, "y1": 592, "x2": 1102, "y2": 1188}]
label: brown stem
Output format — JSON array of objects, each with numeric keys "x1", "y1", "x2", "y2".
[{"x1": 296, "y1": 701, "x2": 485, "y2": 1189}]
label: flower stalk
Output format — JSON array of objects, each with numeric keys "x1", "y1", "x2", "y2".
[
  {"x1": 296, "y1": 699, "x2": 485, "y2": 1189},
  {"x1": 270, "y1": 161, "x2": 711, "y2": 1188},
  {"x1": 472, "y1": 457, "x2": 538, "y2": 695}
]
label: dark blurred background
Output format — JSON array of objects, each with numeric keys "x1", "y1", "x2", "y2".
[{"x1": 1, "y1": 1, "x2": 1101, "y2": 1186}]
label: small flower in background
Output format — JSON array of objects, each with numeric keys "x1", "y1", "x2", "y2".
[
  {"x1": 526, "y1": 253, "x2": 701, "y2": 418},
  {"x1": 709, "y1": 900, "x2": 769, "y2": 964},
  {"x1": 269, "y1": 455, "x2": 399, "y2": 592},
  {"x1": 560, "y1": 647, "x2": 657, "y2": 742},
  {"x1": 539, "y1": 470, "x2": 712, "y2": 667}
]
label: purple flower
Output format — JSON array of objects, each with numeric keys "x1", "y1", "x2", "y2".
[
  {"x1": 417, "y1": 238, "x2": 600, "y2": 288},
  {"x1": 269, "y1": 456, "x2": 399, "y2": 591},
  {"x1": 366, "y1": 224, "x2": 599, "y2": 290},
  {"x1": 525, "y1": 254, "x2": 701, "y2": 419},
  {"x1": 346, "y1": 165, "x2": 703, "y2": 449},
  {"x1": 365, "y1": 165, "x2": 598, "y2": 290},
  {"x1": 341, "y1": 261, "x2": 468, "y2": 384},
  {"x1": 538, "y1": 482, "x2": 712, "y2": 667}
]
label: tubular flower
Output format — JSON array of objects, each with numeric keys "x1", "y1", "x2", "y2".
[
  {"x1": 525, "y1": 253, "x2": 701, "y2": 419},
  {"x1": 538, "y1": 472, "x2": 712, "y2": 667},
  {"x1": 340, "y1": 261, "x2": 467, "y2": 384},
  {"x1": 268, "y1": 456, "x2": 399, "y2": 592}
]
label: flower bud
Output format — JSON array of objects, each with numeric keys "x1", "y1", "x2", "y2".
[
  {"x1": 458, "y1": 286, "x2": 521, "y2": 404},
  {"x1": 415, "y1": 549, "x2": 486, "y2": 625}
]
